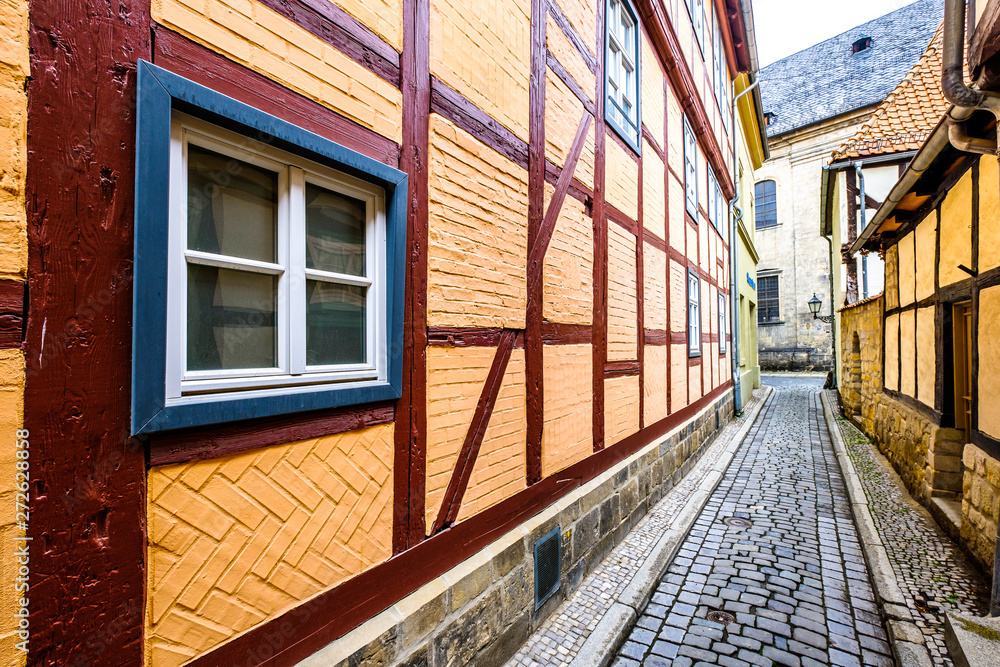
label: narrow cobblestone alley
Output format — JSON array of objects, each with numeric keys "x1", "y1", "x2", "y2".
[{"x1": 615, "y1": 376, "x2": 894, "y2": 667}]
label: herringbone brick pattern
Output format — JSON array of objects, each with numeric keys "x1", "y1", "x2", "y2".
[{"x1": 147, "y1": 424, "x2": 394, "y2": 667}]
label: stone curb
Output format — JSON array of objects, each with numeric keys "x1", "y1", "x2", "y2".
[
  {"x1": 819, "y1": 392, "x2": 934, "y2": 667},
  {"x1": 571, "y1": 386, "x2": 775, "y2": 667}
]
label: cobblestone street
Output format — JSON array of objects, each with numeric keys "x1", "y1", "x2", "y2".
[
  {"x1": 831, "y1": 401, "x2": 988, "y2": 666},
  {"x1": 616, "y1": 376, "x2": 894, "y2": 667}
]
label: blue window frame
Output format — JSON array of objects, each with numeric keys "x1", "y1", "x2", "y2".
[
  {"x1": 133, "y1": 61, "x2": 406, "y2": 434},
  {"x1": 604, "y1": 0, "x2": 642, "y2": 153}
]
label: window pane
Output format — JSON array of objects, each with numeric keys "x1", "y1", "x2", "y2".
[
  {"x1": 755, "y1": 180, "x2": 777, "y2": 228},
  {"x1": 187, "y1": 264, "x2": 277, "y2": 371},
  {"x1": 306, "y1": 281, "x2": 367, "y2": 365},
  {"x1": 757, "y1": 275, "x2": 780, "y2": 323},
  {"x1": 306, "y1": 183, "x2": 367, "y2": 276},
  {"x1": 187, "y1": 145, "x2": 277, "y2": 263}
]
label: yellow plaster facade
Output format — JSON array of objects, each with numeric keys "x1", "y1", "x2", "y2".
[
  {"x1": 644, "y1": 345, "x2": 669, "y2": 425},
  {"x1": 0, "y1": 351, "x2": 24, "y2": 666},
  {"x1": 643, "y1": 244, "x2": 667, "y2": 330},
  {"x1": 605, "y1": 375, "x2": 640, "y2": 447},
  {"x1": 914, "y1": 214, "x2": 935, "y2": 302},
  {"x1": 427, "y1": 115, "x2": 528, "y2": 328},
  {"x1": 456, "y1": 352, "x2": 527, "y2": 522},
  {"x1": 541, "y1": 344, "x2": 593, "y2": 477},
  {"x1": 543, "y1": 189, "x2": 594, "y2": 325},
  {"x1": 980, "y1": 157, "x2": 1000, "y2": 272},
  {"x1": 430, "y1": 0, "x2": 530, "y2": 141},
  {"x1": 605, "y1": 138, "x2": 639, "y2": 220},
  {"x1": 978, "y1": 286, "x2": 1000, "y2": 440},
  {"x1": 607, "y1": 224, "x2": 638, "y2": 362},
  {"x1": 146, "y1": 424, "x2": 394, "y2": 667},
  {"x1": 939, "y1": 170, "x2": 973, "y2": 287},
  {"x1": 0, "y1": 0, "x2": 27, "y2": 281},
  {"x1": 152, "y1": 0, "x2": 403, "y2": 143}
]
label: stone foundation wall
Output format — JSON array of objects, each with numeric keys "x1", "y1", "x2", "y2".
[
  {"x1": 962, "y1": 443, "x2": 1000, "y2": 571},
  {"x1": 838, "y1": 296, "x2": 883, "y2": 435},
  {"x1": 759, "y1": 348, "x2": 833, "y2": 372},
  {"x1": 302, "y1": 392, "x2": 734, "y2": 667},
  {"x1": 869, "y1": 393, "x2": 934, "y2": 502},
  {"x1": 866, "y1": 392, "x2": 965, "y2": 504}
]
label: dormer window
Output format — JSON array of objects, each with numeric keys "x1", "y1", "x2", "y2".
[
  {"x1": 764, "y1": 112, "x2": 776, "y2": 127},
  {"x1": 852, "y1": 37, "x2": 873, "y2": 54}
]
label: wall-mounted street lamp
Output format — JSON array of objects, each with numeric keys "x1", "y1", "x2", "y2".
[{"x1": 808, "y1": 293, "x2": 834, "y2": 324}]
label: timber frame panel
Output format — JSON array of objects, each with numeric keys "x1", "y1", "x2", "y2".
[{"x1": 23, "y1": 0, "x2": 743, "y2": 663}]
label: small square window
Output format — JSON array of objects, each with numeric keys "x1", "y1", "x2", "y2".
[
  {"x1": 169, "y1": 114, "x2": 388, "y2": 398},
  {"x1": 688, "y1": 269, "x2": 701, "y2": 357},
  {"x1": 133, "y1": 62, "x2": 407, "y2": 434},
  {"x1": 605, "y1": 0, "x2": 641, "y2": 151}
]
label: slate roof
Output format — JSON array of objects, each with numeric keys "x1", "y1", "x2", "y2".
[
  {"x1": 758, "y1": 0, "x2": 943, "y2": 138},
  {"x1": 831, "y1": 23, "x2": 949, "y2": 161}
]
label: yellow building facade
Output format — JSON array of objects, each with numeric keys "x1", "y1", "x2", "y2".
[{"x1": 2, "y1": 0, "x2": 764, "y2": 665}]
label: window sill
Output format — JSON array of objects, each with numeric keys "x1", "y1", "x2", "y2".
[{"x1": 758, "y1": 320, "x2": 785, "y2": 326}]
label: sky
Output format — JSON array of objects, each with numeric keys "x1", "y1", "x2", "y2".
[{"x1": 753, "y1": 0, "x2": 918, "y2": 66}]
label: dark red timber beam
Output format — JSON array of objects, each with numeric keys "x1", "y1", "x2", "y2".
[
  {"x1": 547, "y1": 0, "x2": 597, "y2": 73},
  {"x1": 25, "y1": 0, "x2": 149, "y2": 663},
  {"x1": 189, "y1": 381, "x2": 732, "y2": 667},
  {"x1": 394, "y1": 0, "x2": 431, "y2": 553},
  {"x1": 637, "y1": 136, "x2": 645, "y2": 428},
  {"x1": 542, "y1": 321, "x2": 593, "y2": 345},
  {"x1": 527, "y1": 113, "x2": 594, "y2": 298},
  {"x1": 432, "y1": 328, "x2": 519, "y2": 532},
  {"x1": 593, "y1": 0, "x2": 609, "y2": 452},
  {"x1": 526, "y1": 0, "x2": 548, "y2": 487},
  {"x1": 527, "y1": 112, "x2": 593, "y2": 484},
  {"x1": 663, "y1": 77, "x2": 673, "y2": 413},
  {"x1": 0, "y1": 279, "x2": 25, "y2": 348},
  {"x1": 148, "y1": 403, "x2": 396, "y2": 466},
  {"x1": 256, "y1": 0, "x2": 400, "y2": 85}
]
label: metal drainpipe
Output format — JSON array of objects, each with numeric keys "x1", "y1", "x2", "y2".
[
  {"x1": 729, "y1": 80, "x2": 761, "y2": 413},
  {"x1": 854, "y1": 162, "x2": 870, "y2": 300},
  {"x1": 942, "y1": 0, "x2": 1000, "y2": 617}
]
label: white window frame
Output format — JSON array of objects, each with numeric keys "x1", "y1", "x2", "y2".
[
  {"x1": 165, "y1": 113, "x2": 388, "y2": 404},
  {"x1": 707, "y1": 171, "x2": 727, "y2": 241},
  {"x1": 713, "y1": 17, "x2": 730, "y2": 135},
  {"x1": 719, "y1": 292, "x2": 727, "y2": 354},
  {"x1": 707, "y1": 169, "x2": 718, "y2": 229},
  {"x1": 684, "y1": 117, "x2": 698, "y2": 220},
  {"x1": 605, "y1": 0, "x2": 640, "y2": 149},
  {"x1": 687, "y1": 0, "x2": 705, "y2": 53},
  {"x1": 688, "y1": 269, "x2": 701, "y2": 357}
]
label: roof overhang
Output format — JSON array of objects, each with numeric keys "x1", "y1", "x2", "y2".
[
  {"x1": 718, "y1": 0, "x2": 756, "y2": 74},
  {"x1": 850, "y1": 106, "x2": 996, "y2": 254},
  {"x1": 820, "y1": 151, "x2": 918, "y2": 238}
]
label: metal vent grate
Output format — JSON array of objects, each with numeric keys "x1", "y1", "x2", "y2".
[{"x1": 534, "y1": 527, "x2": 561, "y2": 609}]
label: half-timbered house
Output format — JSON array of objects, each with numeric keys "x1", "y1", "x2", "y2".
[{"x1": 4, "y1": 0, "x2": 762, "y2": 663}]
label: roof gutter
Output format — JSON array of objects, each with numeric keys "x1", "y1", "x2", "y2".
[
  {"x1": 852, "y1": 0, "x2": 1000, "y2": 255},
  {"x1": 740, "y1": 0, "x2": 759, "y2": 73}
]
